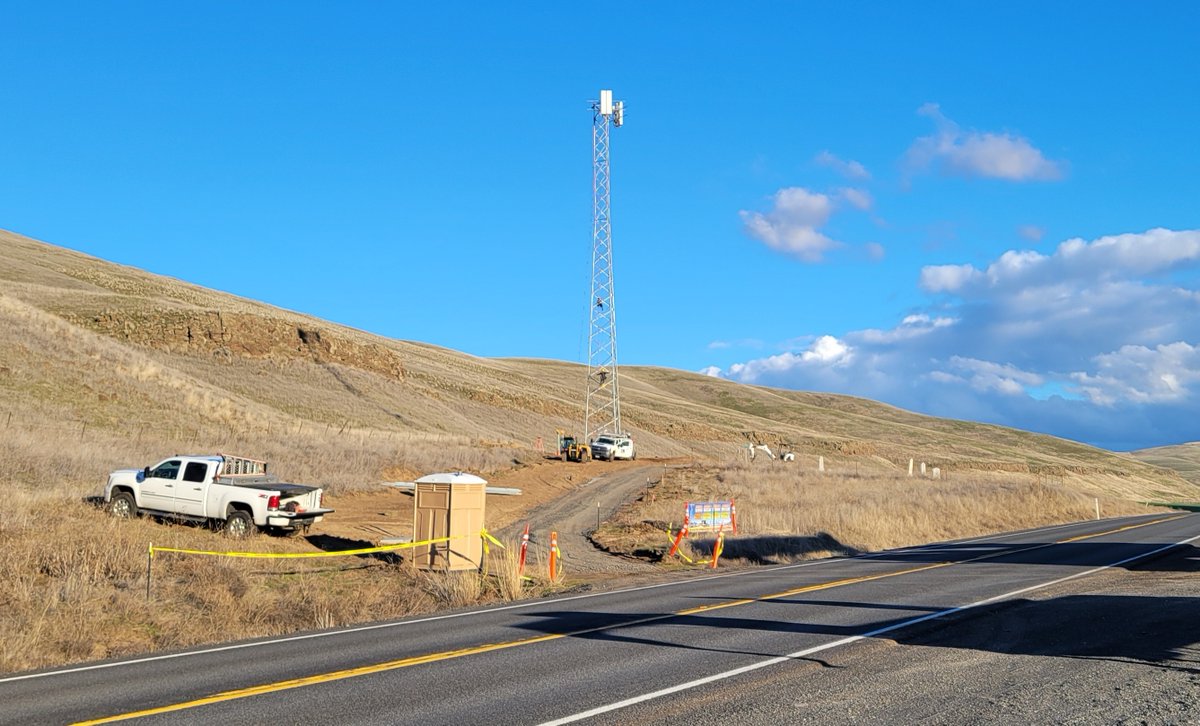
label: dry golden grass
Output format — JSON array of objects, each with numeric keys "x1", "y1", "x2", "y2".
[
  {"x1": 486, "y1": 546, "x2": 525, "y2": 602},
  {"x1": 1129, "y1": 442, "x2": 1200, "y2": 490},
  {"x1": 595, "y1": 461, "x2": 1155, "y2": 564},
  {"x1": 0, "y1": 475, "x2": 540, "y2": 674},
  {"x1": 2, "y1": 228, "x2": 1196, "y2": 503},
  {"x1": 2, "y1": 227, "x2": 1196, "y2": 675}
]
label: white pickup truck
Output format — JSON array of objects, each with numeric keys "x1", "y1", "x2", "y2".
[
  {"x1": 103, "y1": 454, "x2": 333, "y2": 537},
  {"x1": 590, "y1": 433, "x2": 636, "y2": 461}
]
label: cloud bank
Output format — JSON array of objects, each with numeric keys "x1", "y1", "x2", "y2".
[{"x1": 704, "y1": 228, "x2": 1200, "y2": 450}]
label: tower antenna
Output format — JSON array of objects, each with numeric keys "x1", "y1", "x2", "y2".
[{"x1": 585, "y1": 89, "x2": 625, "y2": 441}]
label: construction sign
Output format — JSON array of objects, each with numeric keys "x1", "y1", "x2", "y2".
[{"x1": 685, "y1": 500, "x2": 736, "y2": 533}]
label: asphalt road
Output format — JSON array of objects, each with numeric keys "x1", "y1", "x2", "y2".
[{"x1": 3, "y1": 513, "x2": 1198, "y2": 725}]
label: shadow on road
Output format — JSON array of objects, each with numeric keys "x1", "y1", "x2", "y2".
[
  {"x1": 511, "y1": 543, "x2": 1200, "y2": 672},
  {"x1": 863, "y1": 540, "x2": 1200, "y2": 573}
]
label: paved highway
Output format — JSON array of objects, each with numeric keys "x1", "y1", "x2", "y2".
[{"x1": 3, "y1": 513, "x2": 1197, "y2": 725}]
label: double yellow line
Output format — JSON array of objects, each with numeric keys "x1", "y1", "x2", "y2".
[{"x1": 77, "y1": 514, "x2": 1184, "y2": 724}]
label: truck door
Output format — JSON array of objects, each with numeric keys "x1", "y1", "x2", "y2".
[
  {"x1": 141, "y1": 459, "x2": 182, "y2": 511},
  {"x1": 175, "y1": 461, "x2": 211, "y2": 517}
]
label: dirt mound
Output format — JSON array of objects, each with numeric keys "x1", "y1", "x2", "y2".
[{"x1": 71, "y1": 309, "x2": 405, "y2": 381}]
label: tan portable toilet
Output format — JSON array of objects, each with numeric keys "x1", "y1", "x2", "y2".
[{"x1": 411, "y1": 472, "x2": 487, "y2": 571}]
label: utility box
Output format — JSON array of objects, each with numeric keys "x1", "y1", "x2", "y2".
[{"x1": 411, "y1": 472, "x2": 487, "y2": 571}]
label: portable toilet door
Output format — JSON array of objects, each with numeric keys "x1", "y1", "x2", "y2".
[{"x1": 411, "y1": 472, "x2": 487, "y2": 571}]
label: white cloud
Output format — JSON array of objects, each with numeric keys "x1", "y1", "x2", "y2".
[
  {"x1": 1056, "y1": 228, "x2": 1200, "y2": 277},
  {"x1": 858, "y1": 314, "x2": 954, "y2": 344},
  {"x1": 805, "y1": 335, "x2": 852, "y2": 363},
  {"x1": 708, "y1": 338, "x2": 764, "y2": 350},
  {"x1": 815, "y1": 150, "x2": 870, "y2": 180},
  {"x1": 905, "y1": 103, "x2": 1063, "y2": 181},
  {"x1": 919, "y1": 263, "x2": 982, "y2": 293},
  {"x1": 864, "y1": 242, "x2": 886, "y2": 261},
  {"x1": 1018, "y1": 224, "x2": 1045, "y2": 242},
  {"x1": 706, "y1": 227, "x2": 1200, "y2": 449},
  {"x1": 739, "y1": 187, "x2": 839, "y2": 262},
  {"x1": 721, "y1": 335, "x2": 853, "y2": 384},
  {"x1": 919, "y1": 228, "x2": 1200, "y2": 296},
  {"x1": 741, "y1": 184, "x2": 880, "y2": 262},
  {"x1": 943, "y1": 356, "x2": 1044, "y2": 396},
  {"x1": 1071, "y1": 342, "x2": 1200, "y2": 406},
  {"x1": 838, "y1": 187, "x2": 873, "y2": 211}
]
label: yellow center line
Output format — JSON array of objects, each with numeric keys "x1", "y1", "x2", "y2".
[
  {"x1": 76, "y1": 514, "x2": 1184, "y2": 724},
  {"x1": 1056, "y1": 514, "x2": 1186, "y2": 543}
]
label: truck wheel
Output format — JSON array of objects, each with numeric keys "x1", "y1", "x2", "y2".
[
  {"x1": 224, "y1": 510, "x2": 256, "y2": 538},
  {"x1": 108, "y1": 492, "x2": 137, "y2": 519}
]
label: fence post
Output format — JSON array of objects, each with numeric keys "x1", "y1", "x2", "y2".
[{"x1": 145, "y1": 543, "x2": 153, "y2": 600}]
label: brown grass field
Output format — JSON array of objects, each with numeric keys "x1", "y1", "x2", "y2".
[
  {"x1": 593, "y1": 463, "x2": 1154, "y2": 564},
  {"x1": 2, "y1": 227, "x2": 1198, "y2": 673}
]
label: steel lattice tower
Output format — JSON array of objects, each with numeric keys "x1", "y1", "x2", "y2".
[{"x1": 585, "y1": 90, "x2": 625, "y2": 441}]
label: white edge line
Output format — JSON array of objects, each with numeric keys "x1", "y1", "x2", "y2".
[
  {"x1": 873, "y1": 513, "x2": 1161, "y2": 553},
  {"x1": 539, "y1": 530, "x2": 1200, "y2": 726},
  {"x1": 0, "y1": 545, "x2": 846, "y2": 683},
  {"x1": 0, "y1": 513, "x2": 1178, "y2": 685}
]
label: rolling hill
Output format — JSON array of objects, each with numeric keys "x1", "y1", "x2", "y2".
[
  {"x1": 1130, "y1": 442, "x2": 1200, "y2": 489},
  {"x1": 1, "y1": 226, "x2": 1197, "y2": 502}
]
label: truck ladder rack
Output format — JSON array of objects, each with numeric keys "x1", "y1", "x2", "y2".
[{"x1": 217, "y1": 454, "x2": 268, "y2": 477}]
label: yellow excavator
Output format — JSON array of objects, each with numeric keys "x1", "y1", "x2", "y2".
[{"x1": 556, "y1": 429, "x2": 591, "y2": 463}]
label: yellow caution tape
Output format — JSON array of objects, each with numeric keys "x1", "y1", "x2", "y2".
[
  {"x1": 665, "y1": 527, "x2": 716, "y2": 566},
  {"x1": 150, "y1": 532, "x2": 471, "y2": 560},
  {"x1": 479, "y1": 528, "x2": 505, "y2": 555},
  {"x1": 477, "y1": 529, "x2": 508, "y2": 577}
]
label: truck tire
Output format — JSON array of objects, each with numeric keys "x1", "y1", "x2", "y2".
[
  {"x1": 108, "y1": 492, "x2": 138, "y2": 519},
  {"x1": 224, "y1": 510, "x2": 256, "y2": 538}
]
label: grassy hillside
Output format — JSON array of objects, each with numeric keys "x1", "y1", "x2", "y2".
[
  {"x1": 1130, "y1": 442, "x2": 1200, "y2": 491},
  {"x1": 2, "y1": 227, "x2": 1196, "y2": 501},
  {"x1": 3, "y1": 227, "x2": 1197, "y2": 674}
]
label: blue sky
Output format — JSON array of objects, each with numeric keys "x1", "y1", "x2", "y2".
[{"x1": 2, "y1": 2, "x2": 1198, "y2": 450}]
